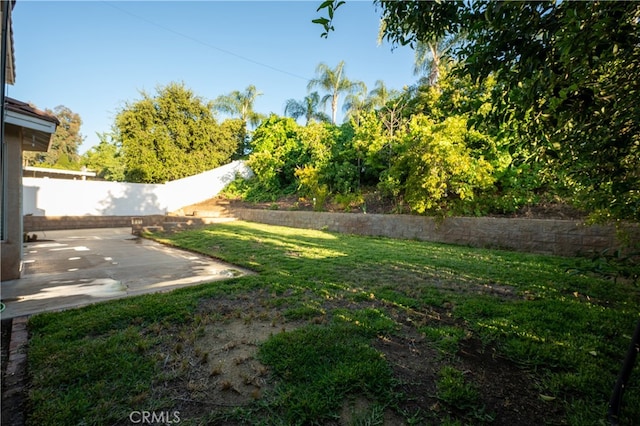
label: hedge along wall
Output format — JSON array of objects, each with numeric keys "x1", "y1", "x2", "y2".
[{"x1": 229, "y1": 208, "x2": 639, "y2": 257}]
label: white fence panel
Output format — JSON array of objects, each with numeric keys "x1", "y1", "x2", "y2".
[
  {"x1": 23, "y1": 161, "x2": 252, "y2": 217},
  {"x1": 160, "y1": 160, "x2": 252, "y2": 212}
]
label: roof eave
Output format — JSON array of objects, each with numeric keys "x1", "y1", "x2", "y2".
[
  {"x1": 5, "y1": 110, "x2": 58, "y2": 152},
  {"x1": 5, "y1": 109, "x2": 56, "y2": 134}
]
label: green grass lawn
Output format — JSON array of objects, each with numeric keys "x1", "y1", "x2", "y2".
[{"x1": 26, "y1": 221, "x2": 639, "y2": 425}]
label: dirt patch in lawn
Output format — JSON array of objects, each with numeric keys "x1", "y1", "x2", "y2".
[
  {"x1": 147, "y1": 294, "x2": 304, "y2": 419},
  {"x1": 148, "y1": 291, "x2": 565, "y2": 425}
]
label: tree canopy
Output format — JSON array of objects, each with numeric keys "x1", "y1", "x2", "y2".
[
  {"x1": 316, "y1": 0, "x2": 640, "y2": 221},
  {"x1": 82, "y1": 132, "x2": 125, "y2": 181},
  {"x1": 114, "y1": 82, "x2": 240, "y2": 183},
  {"x1": 23, "y1": 105, "x2": 84, "y2": 169}
]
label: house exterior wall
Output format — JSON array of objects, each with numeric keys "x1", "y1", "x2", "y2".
[{"x1": 1, "y1": 125, "x2": 24, "y2": 280}]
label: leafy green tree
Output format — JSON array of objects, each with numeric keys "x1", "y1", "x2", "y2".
[
  {"x1": 297, "y1": 121, "x2": 334, "y2": 169},
  {"x1": 307, "y1": 61, "x2": 365, "y2": 124},
  {"x1": 404, "y1": 69, "x2": 546, "y2": 214},
  {"x1": 82, "y1": 132, "x2": 125, "y2": 181},
  {"x1": 374, "y1": 0, "x2": 640, "y2": 221},
  {"x1": 114, "y1": 82, "x2": 237, "y2": 183},
  {"x1": 241, "y1": 116, "x2": 350, "y2": 203},
  {"x1": 387, "y1": 115, "x2": 495, "y2": 215},
  {"x1": 294, "y1": 122, "x2": 336, "y2": 208},
  {"x1": 23, "y1": 105, "x2": 84, "y2": 169},
  {"x1": 316, "y1": 1, "x2": 640, "y2": 221},
  {"x1": 220, "y1": 118, "x2": 248, "y2": 160},
  {"x1": 245, "y1": 115, "x2": 304, "y2": 198},
  {"x1": 351, "y1": 109, "x2": 388, "y2": 185},
  {"x1": 284, "y1": 92, "x2": 330, "y2": 125},
  {"x1": 319, "y1": 122, "x2": 358, "y2": 194}
]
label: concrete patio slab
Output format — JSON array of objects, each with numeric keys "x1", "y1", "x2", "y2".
[{"x1": 0, "y1": 227, "x2": 252, "y2": 319}]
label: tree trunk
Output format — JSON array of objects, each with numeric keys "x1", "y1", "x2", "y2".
[{"x1": 607, "y1": 317, "x2": 640, "y2": 425}]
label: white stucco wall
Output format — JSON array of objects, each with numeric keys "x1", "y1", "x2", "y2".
[{"x1": 23, "y1": 161, "x2": 252, "y2": 216}]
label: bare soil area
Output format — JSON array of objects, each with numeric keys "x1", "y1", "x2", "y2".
[
  {"x1": 146, "y1": 290, "x2": 565, "y2": 425},
  {"x1": 144, "y1": 294, "x2": 306, "y2": 422},
  {"x1": 219, "y1": 193, "x2": 587, "y2": 220}
]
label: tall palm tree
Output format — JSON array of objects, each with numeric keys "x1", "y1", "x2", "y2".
[
  {"x1": 307, "y1": 61, "x2": 365, "y2": 124},
  {"x1": 367, "y1": 80, "x2": 400, "y2": 110},
  {"x1": 214, "y1": 85, "x2": 264, "y2": 158},
  {"x1": 214, "y1": 84, "x2": 264, "y2": 128},
  {"x1": 342, "y1": 83, "x2": 368, "y2": 122},
  {"x1": 413, "y1": 35, "x2": 460, "y2": 87},
  {"x1": 284, "y1": 92, "x2": 330, "y2": 125}
]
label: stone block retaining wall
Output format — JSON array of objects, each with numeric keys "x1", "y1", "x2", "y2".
[
  {"x1": 23, "y1": 215, "x2": 225, "y2": 233},
  {"x1": 230, "y1": 209, "x2": 638, "y2": 257},
  {"x1": 24, "y1": 209, "x2": 638, "y2": 257}
]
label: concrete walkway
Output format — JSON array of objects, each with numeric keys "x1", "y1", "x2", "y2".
[{"x1": 0, "y1": 228, "x2": 251, "y2": 319}]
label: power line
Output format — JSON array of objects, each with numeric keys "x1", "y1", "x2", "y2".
[{"x1": 101, "y1": 1, "x2": 312, "y2": 83}]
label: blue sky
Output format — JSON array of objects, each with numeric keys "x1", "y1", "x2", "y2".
[{"x1": 9, "y1": 1, "x2": 417, "y2": 153}]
